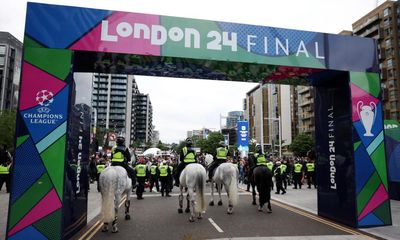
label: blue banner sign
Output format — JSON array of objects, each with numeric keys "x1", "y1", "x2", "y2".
[{"x1": 237, "y1": 121, "x2": 249, "y2": 152}]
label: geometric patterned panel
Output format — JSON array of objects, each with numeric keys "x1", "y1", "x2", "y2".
[
  {"x1": 8, "y1": 226, "x2": 48, "y2": 240},
  {"x1": 11, "y1": 137, "x2": 46, "y2": 203},
  {"x1": 350, "y1": 72, "x2": 391, "y2": 227},
  {"x1": 33, "y1": 209, "x2": 62, "y2": 240}
]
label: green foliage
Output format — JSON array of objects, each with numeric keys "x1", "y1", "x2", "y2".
[
  {"x1": 0, "y1": 110, "x2": 16, "y2": 152},
  {"x1": 289, "y1": 134, "x2": 314, "y2": 157},
  {"x1": 156, "y1": 140, "x2": 168, "y2": 151},
  {"x1": 196, "y1": 132, "x2": 224, "y2": 155}
]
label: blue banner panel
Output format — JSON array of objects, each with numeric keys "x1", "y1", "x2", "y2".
[
  {"x1": 62, "y1": 81, "x2": 91, "y2": 239},
  {"x1": 315, "y1": 76, "x2": 357, "y2": 227},
  {"x1": 237, "y1": 121, "x2": 249, "y2": 153}
]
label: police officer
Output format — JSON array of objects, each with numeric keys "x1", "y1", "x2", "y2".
[
  {"x1": 293, "y1": 160, "x2": 303, "y2": 189},
  {"x1": 207, "y1": 141, "x2": 229, "y2": 182},
  {"x1": 281, "y1": 160, "x2": 288, "y2": 189},
  {"x1": 248, "y1": 145, "x2": 269, "y2": 181},
  {"x1": 149, "y1": 160, "x2": 160, "y2": 192},
  {"x1": 174, "y1": 138, "x2": 197, "y2": 186},
  {"x1": 306, "y1": 159, "x2": 316, "y2": 189},
  {"x1": 159, "y1": 160, "x2": 172, "y2": 197},
  {"x1": 168, "y1": 161, "x2": 174, "y2": 192},
  {"x1": 0, "y1": 161, "x2": 11, "y2": 193},
  {"x1": 135, "y1": 158, "x2": 147, "y2": 199},
  {"x1": 96, "y1": 158, "x2": 107, "y2": 192},
  {"x1": 111, "y1": 136, "x2": 136, "y2": 187},
  {"x1": 274, "y1": 161, "x2": 286, "y2": 194}
]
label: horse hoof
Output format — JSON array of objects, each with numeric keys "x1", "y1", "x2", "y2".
[
  {"x1": 227, "y1": 210, "x2": 233, "y2": 215},
  {"x1": 267, "y1": 210, "x2": 272, "y2": 213},
  {"x1": 258, "y1": 207, "x2": 263, "y2": 212},
  {"x1": 178, "y1": 209, "x2": 183, "y2": 214},
  {"x1": 112, "y1": 227, "x2": 118, "y2": 233},
  {"x1": 252, "y1": 201, "x2": 257, "y2": 205},
  {"x1": 189, "y1": 217, "x2": 195, "y2": 222},
  {"x1": 101, "y1": 226, "x2": 108, "y2": 232},
  {"x1": 197, "y1": 215, "x2": 203, "y2": 219},
  {"x1": 185, "y1": 208, "x2": 190, "y2": 213},
  {"x1": 218, "y1": 201, "x2": 223, "y2": 206},
  {"x1": 209, "y1": 201, "x2": 214, "y2": 206},
  {"x1": 125, "y1": 215, "x2": 131, "y2": 220}
]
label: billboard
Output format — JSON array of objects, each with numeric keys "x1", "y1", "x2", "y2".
[{"x1": 237, "y1": 121, "x2": 249, "y2": 153}]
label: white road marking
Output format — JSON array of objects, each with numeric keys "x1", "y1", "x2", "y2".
[
  {"x1": 130, "y1": 192, "x2": 251, "y2": 198},
  {"x1": 208, "y1": 218, "x2": 224, "y2": 233}
]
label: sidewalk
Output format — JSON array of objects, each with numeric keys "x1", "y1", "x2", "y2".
[{"x1": 239, "y1": 183, "x2": 400, "y2": 240}]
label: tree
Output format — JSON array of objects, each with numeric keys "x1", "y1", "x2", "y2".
[
  {"x1": 289, "y1": 134, "x2": 314, "y2": 157},
  {"x1": 196, "y1": 132, "x2": 224, "y2": 155},
  {"x1": 156, "y1": 140, "x2": 168, "y2": 151},
  {"x1": 0, "y1": 110, "x2": 16, "y2": 152}
]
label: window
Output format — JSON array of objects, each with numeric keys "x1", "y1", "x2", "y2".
[
  {"x1": 387, "y1": 59, "x2": 394, "y2": 68},
  {"x1": 386, "y1": 48, "x2": 393, "y2": 57},
  {"x1": 389, "y1": 79, "x2": 397, "y2": 88},
  {"x1": 0, "y1": 56, "x2": 4, "y2": 66},
  {"x1": 384, "y1": 18, "x2": 391, "y2": 27},
  {"x1": 384, "y1": 8, "x2": 390, "y2": 17},
  {"x1": 385, "y1": 38, "x2": 392, "y2": 47},
  {"x1": 0, "y1": 45, "x2": 5, "y2": 55}
]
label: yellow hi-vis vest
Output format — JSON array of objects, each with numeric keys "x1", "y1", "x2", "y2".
[
  {"x1": 159, "y1": 165, "x2": 168, "y2": 177},
  {"x1": 183, "y1": 147, "x2": 195, "y2": 163},
  {"x1": 169, "y1": 166, "x2": 173, "y2": 173},
  {"x1": 306, "y1": 163, "x2": 315, "y2": 172},
  {"x1": 216, "y1": 147, "x2": 228, "y2": 160},
  {"x1": 281, "y1": 164, "x2": 287, "y2": 173},
  {"x1": 266, "y1": 162, "x2": 273, "y2": 171},
  {"x1": 150, "y1": 165, "x2": 158, "y2": 175},
  {"x1": 135, "y1": 164, "x2": 147, "y2": 177},
  {"x1": 112, "y1": 149, "x2": 124, "y2": 163},
  {"x1": 294, "y1": 163, "x2": 303, "y2": 173},
  {"x1": 96, "y1": 164, "x2": 105, "y2": 174},
  {"x1": 274, "y1": 166, "x2": 284, "y2": 176},
  {"x1": 255, "y1": 154, "x2": 267, "y2": 166},
  {"x1": 0, "y1": 165, "x2": 9, "y2": 174}
]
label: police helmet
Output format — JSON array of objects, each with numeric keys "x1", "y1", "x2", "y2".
[
  {"x1": 116, "y1": 136, "x2": 125, "y2": 146},
  {"x1": 219, "y1": 141, "x2": 225, "y2": 147}
]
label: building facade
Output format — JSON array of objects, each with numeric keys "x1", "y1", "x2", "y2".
[
  {"x1": 352, "y1": 0, "x2": 400, "y2": 121},
  {"x1": 226, "y1": 111, "x2": 244, "y2": 129},
  {"x1": 0, "y1": 32, "x2": 22, "y2": 110},
  {"x1": 91, "y1": 74, "x2": 153, "y2": 146}
]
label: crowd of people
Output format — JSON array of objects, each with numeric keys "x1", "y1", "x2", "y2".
[{"x1": 87, "y1": 138, "x2": 317, "y2": 200}]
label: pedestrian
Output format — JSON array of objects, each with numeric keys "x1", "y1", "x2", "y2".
[
  {"x1": 135, "y1": 158, "x2": 147, "y2": 199},
  {"x1": 306, "y1": 159, "x2": 316, "y2": 189},
  {"x1": 159, "y1": 160, "x2": 171, "y2": 197},
  {"x1": 274, "y1": 161, "x2": 286, "y2": 194},
  {"x1": 293, "y1": 160, "x2": 303, "y2": 189},
  {"x1": 207, "y1": 141, "x2": 229, "y2": 182},
  {"x1": 149, "y1": 160, "x2": 160, "y2": 192},
  {"x1": 174, "y1": 138, "x2": 197, "y2": 186}
]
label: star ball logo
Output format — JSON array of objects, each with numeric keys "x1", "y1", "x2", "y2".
[{"x1": 36, "y1": 90, "x2": 54, "y2": 113}]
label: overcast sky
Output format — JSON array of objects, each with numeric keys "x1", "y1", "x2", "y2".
[{"x1": 1, "y1": 0, "x2": 386, "y2": 143}]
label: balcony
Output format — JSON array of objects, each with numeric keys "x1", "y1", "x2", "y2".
[{"x1": 353, "y1": 15, "x2": 379, "y2": 34}]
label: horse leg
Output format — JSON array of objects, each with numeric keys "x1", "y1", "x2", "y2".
[
  {"x1": 101, "y1": 223, "x2": 109, "y2": 232},
  {"x1": 267, "y1": 200, "x2": 272, "y2": 213},
  {"x1": 251, "y1": 183, "x2": 257, "y2": 205},
  {"x1": 217, "y1": 183, "x2": 223, "y2": 206},
  {"x1": 209, "y1": 181, "x2": 215, "y2": 206},
  {"x1": 112, "y1": 196, "x2": 120, "y2": 233},
  {"x1": 185, "y1": 193, "x2": 190, "y2": 213},
  {"x1": 124, "y1": 199, "x2": 131, "y2": 220},
  {"x1": 187, "y1": 188, "x2": 195, "y2": 222},
  {"x1": 178, "y1": 186, "x2": 183, "y2": 213}
]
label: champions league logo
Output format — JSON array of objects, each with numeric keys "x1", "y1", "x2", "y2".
[
  {"x1": 36, "y1": 90, "x2": 54, "y2": 113},
  {"x1": 357, "y1": 101, "x2": 376, "y2": 137}
]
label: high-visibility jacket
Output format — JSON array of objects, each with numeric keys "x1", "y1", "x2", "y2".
[
  {"x1": 150, "y1": 165, "x2": 158, "y2": 175},
  {"x1": 216, "y1": 147, "x2": 228, "y2": 160},
  {"x1": 96, "y1": 164, "x2": 106, "y2": 174},
  {"x1": 294, "y1": 163, "x2": 303, "y2": 173},
  {"x1": 306, "y1": 163, "x2": 315, "y2": 172},
  {"x1": 169, "y1": 166, "x2": 173, "y2": 173},
  {"x1": 266, "y1": 162, "x2": 273, "y2": 171},
  {"x1": 274, "y1": 166, "x2": 284, "y2": 176},
  {"x1": 0, "y1": 165, "x2": 9, "y2": 174},
  {"x1": 111, "y1": 148, "x2": 124, "y2": 163},
  {"x1": 135, "y1": 164, "x2": 147, "y2": 177},
  {"x1": 182, "y1": 147, "x2": 196, "y2": 163},
  {"x1": 281, "y1": 164, "x2": 287, "y2": 173},
  {"x1": 255, "y1": 153, "x2": 267, "y2": 166},
  {"x1": 159, "y1": 165, "x2": 169, "y2": 177}
]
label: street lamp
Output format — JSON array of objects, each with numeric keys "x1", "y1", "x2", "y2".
[{"x1": 264, "y1": 116, "x2": 282, "y2": 158}]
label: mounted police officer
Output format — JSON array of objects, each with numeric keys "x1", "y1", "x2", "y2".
[
  {"x1": 111, "y1": 136, "x2": 136, "y2": 188},
  {"x1": 207, "y1": 141, "x2": 229, "y2": 182},
  {"x1": 248, "y1": 144, "x2": 270, "y2": 181},
  {"x1": 174, "y1": 138, "x2": 197, "y2": 187}
]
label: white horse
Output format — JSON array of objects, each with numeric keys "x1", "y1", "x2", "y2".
[
  {"x1": 178, "y1": 163, "x2": 207, "y2": 222},
  {"x1": 99, "y1": 166, "x2": 132, "y2": 233},
  {"x1": 209, "y1": 162, "x2": 239, "y2": 214}
]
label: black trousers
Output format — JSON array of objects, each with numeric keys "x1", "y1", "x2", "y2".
[
  {"x1": 275, "y1": 177, "x2": 285, "y2": 194},
  {"x1": 208, "y1": 160, "x2": 224, "y2": 179},
  {"x1": 307, "y1": 172, "x2": 316, "y2": 188},
  {"x1": 136, "y1": 177, "x2": 146, "y2": 198},
  {"x1": 150, "y1": 175, "x2": 159, "y2": 192},
  {"x1": 0, "y1": 174, "x2": 10, "y2": 192},
  {"x1": 293, "y1": 173, "x2": 303, "y2": 189},
  {"x1": 160, "y1": 176, "x2": 169, "y2": 195}
]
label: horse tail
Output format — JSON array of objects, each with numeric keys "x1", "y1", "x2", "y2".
[
  {"x1": 100, "y1": 167, "x2": 117, "y2": 223},
  {"x1": 227, "y1": 165, "x2": 239, "y2": 206},
  {"x1": 195, "y1": 169, "x2": 206, "y2": 213},
  {"x1": 255, "y1": 167, "x2": 268, "y2": 206}
]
